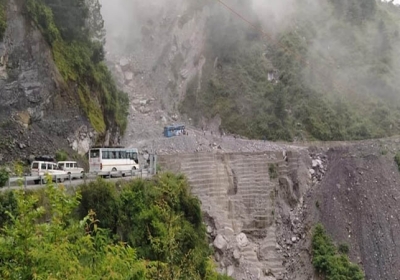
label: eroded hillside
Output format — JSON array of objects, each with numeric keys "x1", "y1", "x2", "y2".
[
  {"x1": 158, "y1": 137, "x2": 400, "y2": 280},
  {"x1": 305, "y1": 142, "x2": 400, "y2": 279}
]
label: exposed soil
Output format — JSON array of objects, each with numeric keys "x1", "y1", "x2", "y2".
[{"x1": 284, "y1": 140, "x2": 400, "y2": 280}]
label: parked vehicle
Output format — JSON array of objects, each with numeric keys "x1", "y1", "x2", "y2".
[
  {"x1": 57, "y1": 161, "x2": 84, "y2": 179},
  {"x1": 163, "y1": 125, "x2": 186, "y2": 137},
  {"x1": 89, "y1": 146, "x2": 139, "y2": 176},
  {"x1": 30, "y1": 161, "x2": 68, "y2": 184}
]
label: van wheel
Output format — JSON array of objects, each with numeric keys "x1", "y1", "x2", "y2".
[
  {"x1": 80, "y1": 171, "x2": 84, "y2": 179},
  {"x1": 111, "y1": 168, "x2": 117, "y2": 178}
]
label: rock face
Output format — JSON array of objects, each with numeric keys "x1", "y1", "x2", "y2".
[
  {"x1": 100, "y1": 0, "x2": 210, "y2": 146},
  {"x1": 159, "y1": 150, "x2": 313, "y2": 280},
  {"x1": 0, "y1": 0, "x2": 99, "y2": 164}
]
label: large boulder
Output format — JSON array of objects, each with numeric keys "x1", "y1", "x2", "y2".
[
  {"x1": 213, "y1": 234, "x2": 228, "y2": 251},
  {"x1": 236, "y1": 232, "x2": 249, "y2": 247}
]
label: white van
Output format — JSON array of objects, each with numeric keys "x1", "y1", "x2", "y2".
[
  {"x1": 30, "y1": 161, "x2": 68, "y2": 184},
  {"x1": 57, "y1": 161, "x2": 84, "y2": 179}
]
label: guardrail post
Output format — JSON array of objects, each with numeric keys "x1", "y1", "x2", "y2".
[
  {"x1": 69, "y1": 174, "x2": 72, "y2": 185},
  {"x1": 55, "y1": 175, "x2": 58, "y2": 186},
  {"x1": 24, "y1": 176, "x2": 27, "y2": 190},
  {"x1": 40, "y1": 176, "x2": 42, "y2": 186},
  {"x1": 149, "y1": 155, "x2": 154, "y2": 176},
  {"x1": 8, "y1": 178, "x2": 10, "y2": 189},
  {"x1": 154, "y1": 155, "x2": 158, "y2": 175},
  {"x1": 83, "y1": 173, "x2": 87, "y2": 184}
]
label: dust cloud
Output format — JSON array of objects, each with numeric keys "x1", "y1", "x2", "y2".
[{"x1": 99, "y1": 0, "x2": 178, "y2": 54}]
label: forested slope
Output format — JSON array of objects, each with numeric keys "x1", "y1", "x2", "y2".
[
  {"x1": 181, "y1": 0, "x2": 400, "y2": 141},
  {"x1": 0, "y1": 174, "x2": 231, "y2": 280}
]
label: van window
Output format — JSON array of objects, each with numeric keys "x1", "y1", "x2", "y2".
[
  {"x1": 73, "y1": 163, "x2": 77, "y2": 168},
  {"x1": 48, "y1": 164, "x2": 53, "y2": 170},
  {"x1": 32, "y1": 162, "x2": 39, "y2": 169},
  {"x1": 41, "y1": 163, "x2": 46, "y2": 170},
  {"x1": 59, "y1": 163, "x2": 64, "y2": 169},
  {"x1": 90, "y1": 149, "x2": 100, "y2": 158},
  {"x1": 66, "y1": 163, "x2": 70, "y2": 168}
]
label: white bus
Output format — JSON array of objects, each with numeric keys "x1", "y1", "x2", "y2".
[{"x1": 89, "y1": 147, "x2": 140, "y2": 175}]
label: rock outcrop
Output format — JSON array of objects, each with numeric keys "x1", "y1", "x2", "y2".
[{"x1": 0, "y1": 0, "x2": 100, "y2": 164}]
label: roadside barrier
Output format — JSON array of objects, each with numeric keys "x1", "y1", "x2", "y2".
[{"x1": 5, "y1": 168, "x2": 153, "y2": 191}]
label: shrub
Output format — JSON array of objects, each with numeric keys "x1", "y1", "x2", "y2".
[
  {"x1": 338, "y1": 243, "x2": 350, "y2": 255},
  {"x1": 78, "y1": 178, "x2": 119, "y2": 234},
  {"x1": 268, "y1": 163, "x2": 279, "y2": 179},
  {"x1": 312, "y1": 224, "x2": 364, "y2": 280},
  {"x1": 0, "y1": 191, "x2": 18, "y2": 227},
  {"x1": 55, "y1": 149, "x2": 68, "y2": 162},
  {"x1": 0, "y1": 166, "x2": 9, "y2": 188},
  {"x1": 395, "y1": 152, "x2": 400, "y2": 171}
]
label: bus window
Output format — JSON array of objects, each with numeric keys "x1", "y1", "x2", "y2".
[
  {"x1": 102, "y1": 151, "x2": 109, "y2": 159},
  {"x1": 90, "y1": 149, "x2": 100, "y2": 158}
]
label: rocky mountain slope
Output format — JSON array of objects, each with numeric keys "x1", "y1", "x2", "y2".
[{"x1": 0, "y1": 0, "x2": 96, "y2": 164}]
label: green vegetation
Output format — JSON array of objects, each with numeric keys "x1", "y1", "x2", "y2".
[
  {"x1": 0, "y1": 0, "x2": 6, "y2": 40},
  {"x1": 395, "y1": 152, "x2": 400, "y2": 171},
  {"x1": 25, "y1": 0, "x2": 128, "y2": 134},
  {"x1": 0, "y1": 182, "x2": 146, "y2": 279},
  {"x1": 181, "y1": 0, "x2": 400, "y2": 141},
  {"x1": 55, "y1": 149, "x2": 68, "y2": 161},
  {"x1": 0, "y1": 167, "x2": 9, "y2": 188},
  {"x1": 312, "y1": 224, "x2": 364, "y2": 280},
  {"x1": 268, "y1": 163, "x2": 278, "y2": 179},
  {"x1": 0, "y1": 173, "x2": 232, "y2": 280},
  {"x1": 338, "y1": 243, "x2": 350, "y2": 255}
]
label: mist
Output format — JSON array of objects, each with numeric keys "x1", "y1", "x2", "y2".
[{"x1": 98, "y1": 0, "x2": 400, "y2": 139}]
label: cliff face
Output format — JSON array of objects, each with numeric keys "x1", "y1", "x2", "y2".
[{"x1": 0, "y1": 0, "x2": 98, "y2": 164}]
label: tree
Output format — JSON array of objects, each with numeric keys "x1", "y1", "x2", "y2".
[
  {"x1": 43, "y1": 0, "x2": 89, "y2": 42},
  {"x1": 85, "y1": 0, "x2": 106, "y2": 44}
]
